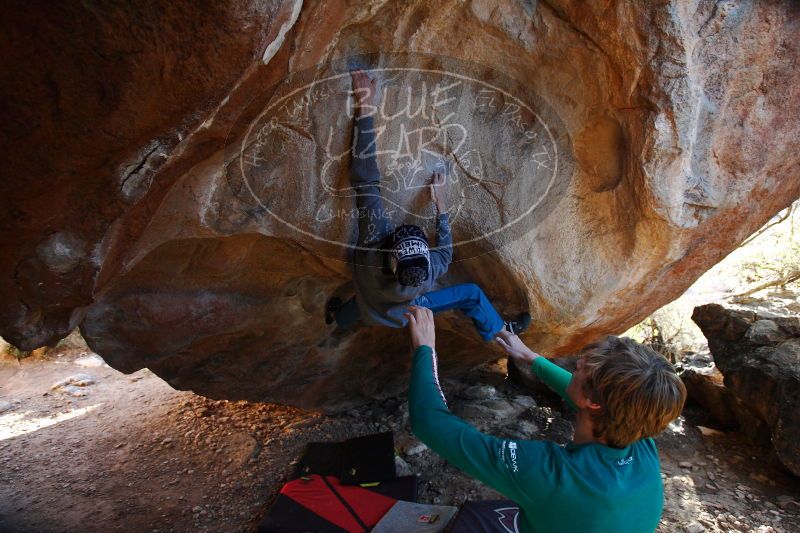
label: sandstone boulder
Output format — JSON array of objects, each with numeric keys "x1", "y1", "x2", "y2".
[
  {"x1": 2, "y1": 1, "x2": 799, "y2": 410},
  {"x1": 679, "y1": 351, "x2": 739, "y2": 428},
  {"x1": 692, "y1": 303, "x2": 800, "y2": 476}
]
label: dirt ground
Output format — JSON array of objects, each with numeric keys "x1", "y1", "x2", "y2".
[{"x1": 1, "y1": 340, "x2": 799, "y2": 533}]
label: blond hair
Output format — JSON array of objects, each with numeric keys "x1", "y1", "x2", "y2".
[{"x1": 579, "y1": 336, "x2": 686, "y2": 448}]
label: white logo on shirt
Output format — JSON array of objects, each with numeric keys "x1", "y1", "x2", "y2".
[
  {"x1": 508, "y1": 441, "x2": 519, "y2": 472},
  {"x1": 616, "y1": 456, "x2": 634, "y2": 467}
]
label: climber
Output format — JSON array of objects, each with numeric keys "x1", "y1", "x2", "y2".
[
  {"x1": 324, "y1": 69, "x2": 530, "y2": 341},
  {"x1": 404, "y1": 305, "x2": 687, "y2": 533}
]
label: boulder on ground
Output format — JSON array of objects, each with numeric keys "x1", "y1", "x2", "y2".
[{"x1": 692, "y1": 303, "x2": 800, "y2": 476}]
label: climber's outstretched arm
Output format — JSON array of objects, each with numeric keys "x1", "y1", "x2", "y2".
[
  {"x1": 350, "y1": 70, "x2": 390, "y2": 246},
  {"x1": 429, "y1": 172, "x2": 452, "y2": 277}
]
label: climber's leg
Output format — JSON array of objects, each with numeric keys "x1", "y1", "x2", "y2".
[{"x1": 413, "y1": 283, "x2": 506, "y2": 341}]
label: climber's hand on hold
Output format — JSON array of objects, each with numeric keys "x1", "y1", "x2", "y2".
[
  {"x1": 430, "y1": 172, "x2": 447, "y2": 215},
  {"x1": 405, "y1": 305, "x2": 436, "y2": 350},
  {"x1": 350, "y1": 70, "x2": 379, "y2": 117}
]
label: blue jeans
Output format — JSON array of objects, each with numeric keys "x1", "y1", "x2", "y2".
[
  {"x1": 335, "y1": 283, "x2": 505, "y2": 341},
  {"x1": 412, "y1": 283, "x2": 505, "y2": 341}
]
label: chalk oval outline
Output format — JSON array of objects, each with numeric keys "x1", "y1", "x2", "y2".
[{"x1": 238, "y1": 66, "x2": 559, "y2": 253}]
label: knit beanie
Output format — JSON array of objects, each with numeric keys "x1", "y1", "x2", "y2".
[{"x1": 391, "y1": 225, "x2": 430, "y2": 287}]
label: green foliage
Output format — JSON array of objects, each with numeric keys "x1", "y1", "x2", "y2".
[
  {"x1": 4, "y1": 343, "x2": 32, "y2": 360},
  {"x1": 625, "y1": 314, "x2": 686, "y2": 364},
  {"x1": 732, "y1": 203, "x2": 800, "y2": 299}
]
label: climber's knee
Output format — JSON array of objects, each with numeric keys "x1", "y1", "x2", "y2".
[{"x1": 457, "y1": 282, "x2": 483, "y2": 301}]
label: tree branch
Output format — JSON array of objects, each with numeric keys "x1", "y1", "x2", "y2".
[
  {"x1": 739, "y1": 204, "x2": 795, "y2": 248},
  {"x1": 730, "y1": 269, "x2": 800, "y2": 301}
]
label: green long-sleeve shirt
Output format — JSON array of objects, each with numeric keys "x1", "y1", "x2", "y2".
[{"x1": 409, "y1": 346, "x2": 664, "y2": 533}]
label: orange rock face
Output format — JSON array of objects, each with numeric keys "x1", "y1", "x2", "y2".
[{"x1": 2, "y1": 1, "x2": 799, "y2": 410}]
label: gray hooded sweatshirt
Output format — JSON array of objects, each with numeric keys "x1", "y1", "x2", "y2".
[{"x1": 349, "y1": 115, "x2": 452, "y2": 327}]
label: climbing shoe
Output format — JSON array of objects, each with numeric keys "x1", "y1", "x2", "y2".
[
  {"x1": 504, "y1": 312, "x2": 531, "y2": 335},
  {"x1": 325, "y1": 297, "x2": 342, "y2": 325}
]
